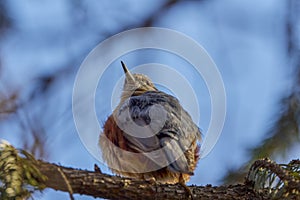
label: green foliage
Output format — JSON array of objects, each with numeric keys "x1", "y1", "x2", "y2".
[
  {"x1": 223, "y1": 0, "x2": 300, "y2": 185},
  {"x1": 223, "y1": 88, "x2": 300, "y2": 185},
  {"x1": 0, "y1": 140, "x2": 46, "y2": 200},
  {"x1": 246, "y1": 158, "x2": 300, "y2": 199}
]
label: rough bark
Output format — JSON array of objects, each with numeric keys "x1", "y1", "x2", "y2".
[{"x1": 36, "y1": 160, "x2": 265, "y2": 200}]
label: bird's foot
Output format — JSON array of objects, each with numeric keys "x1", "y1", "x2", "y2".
[
  {"x1": 179, "y1": 173, "x2": 194, "y2": 199},
  {"x1": 143, "y1": 174, "x2": 156, "y2": 184}
]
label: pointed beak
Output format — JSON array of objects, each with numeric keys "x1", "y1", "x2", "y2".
[{"x1": 121, "y1": 61, "x2": 135, "y2": 83}]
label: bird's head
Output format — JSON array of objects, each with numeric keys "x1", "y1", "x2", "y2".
[{"x1": 121, "y1": 61, "x2": 157, "y2": 100}]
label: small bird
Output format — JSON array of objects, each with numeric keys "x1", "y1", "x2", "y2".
[{"x1": 99, "y1": 62, "x2": 201, "y2": 195}]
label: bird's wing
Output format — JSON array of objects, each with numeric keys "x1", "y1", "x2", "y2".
[{"x1": 114, "y1": 91, "x2": 201, "y2": 174}]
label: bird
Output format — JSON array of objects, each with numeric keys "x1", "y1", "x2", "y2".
[{"x1": 99, "y1": 61, "x2": 201, "y2": 196}]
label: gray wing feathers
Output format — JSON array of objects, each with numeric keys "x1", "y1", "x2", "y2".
[
  {"x1": 115, "y1": 91, "x2": 200, "y2": 173},
  {"x1": 160, "y1": 137, "x2": 192, "y2": 174}
]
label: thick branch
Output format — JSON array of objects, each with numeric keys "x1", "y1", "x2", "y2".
[
  {"x1": 3, "y1": 142, "x2": 296, "y2": 199},
  {"x1": 36, "y1": 160, "x2": 264, "y2": 200}
]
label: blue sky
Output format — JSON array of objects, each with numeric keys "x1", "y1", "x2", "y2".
[{"x1": 0, "y1": 0, "x2": 299, "y2": 199}]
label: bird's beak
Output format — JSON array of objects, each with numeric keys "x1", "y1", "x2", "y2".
[{"x1": 121, "y1": 61, "x2": 135, "y2": 83}]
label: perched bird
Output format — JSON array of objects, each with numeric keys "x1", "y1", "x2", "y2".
[{"x1": 99, "y1": 62, "x2": 201, "y2": 192}]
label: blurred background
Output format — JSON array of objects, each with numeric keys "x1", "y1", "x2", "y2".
[{"x1": 0, "y1": 0, "x2": 299, "y2": 199}]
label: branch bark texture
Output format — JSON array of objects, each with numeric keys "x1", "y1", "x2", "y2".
[{"x1": 37, "y1": 160, "x2": 265, "y2": 200}]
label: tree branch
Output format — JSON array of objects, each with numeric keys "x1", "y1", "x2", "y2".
[
  {"x1": 37, "y1": 160, "x2": 263, "y2": 200},
  {"x1": 1, "y1": 141, "x2": 299, "y2": 199}
]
